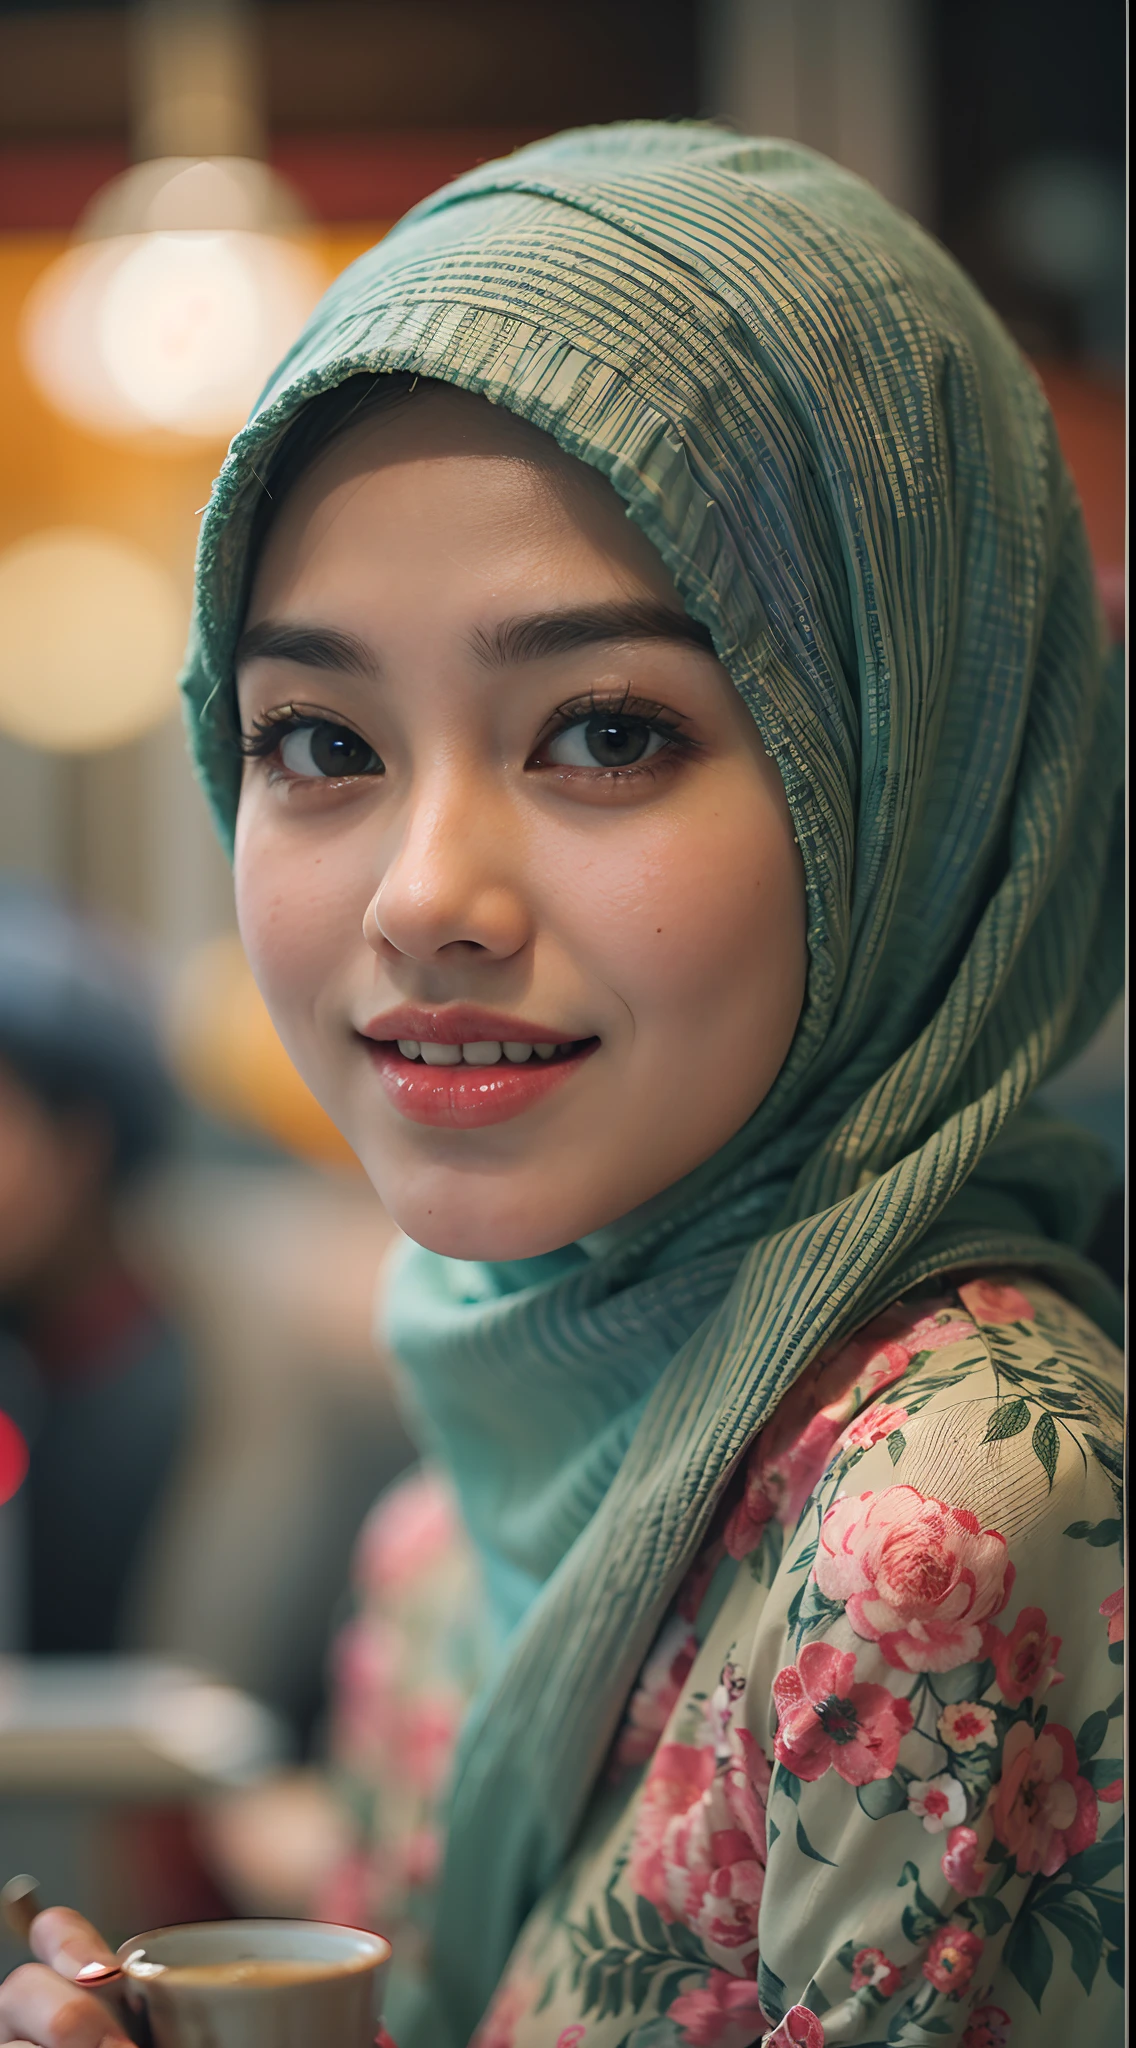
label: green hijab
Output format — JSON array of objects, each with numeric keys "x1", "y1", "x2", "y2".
[{"x1": 181, "y1": 124, "x2": 1122, "y2": 2044}]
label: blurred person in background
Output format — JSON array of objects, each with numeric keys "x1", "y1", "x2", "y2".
[{"x1": 0, "y1": 882, "x2": 189, "y2": 1655}]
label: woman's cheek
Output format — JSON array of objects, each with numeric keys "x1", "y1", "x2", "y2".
[
  {"x1": 563, "y1": 799, "x2": 803, "y2": 1050},
  {"x1": 234, "y1": 808, "x2": 360, "y2": 1032}
]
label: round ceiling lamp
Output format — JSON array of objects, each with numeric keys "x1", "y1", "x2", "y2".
[
  {"x1": 0, "y1": 528, "x2": 186, "y2": 751},
  {"x1": 21, "y1": 158, "x2": 324, "y2": 444}
]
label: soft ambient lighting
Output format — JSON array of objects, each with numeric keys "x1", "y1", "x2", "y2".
[
  {"x1": 20, "y1": 157, "x2": 324, "y2": 443},
  {"x1": 0, "y1": 529, "x2": 186, "y2": 751}
]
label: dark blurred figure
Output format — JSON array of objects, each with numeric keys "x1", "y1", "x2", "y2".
[{"x1": 0, "y1": 881, "x2": 189, "y2": 1653}]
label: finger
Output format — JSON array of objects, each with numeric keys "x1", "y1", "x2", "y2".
[
  {"x1": 28, "y1": 1909, "x2": 118, "y2": 1980},
  {"x1": 0, "y1": 1961, "x2": 129, "y2": 2046}
]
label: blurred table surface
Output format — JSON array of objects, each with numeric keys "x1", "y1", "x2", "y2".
[{"x1": 0, "y1": 1654, "x2": 288, "y2": 1978}]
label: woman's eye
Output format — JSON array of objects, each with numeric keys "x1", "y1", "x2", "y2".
[
  {"x1": 544, "y1": 712, "x2": 666, "y2": 770},
  {"x1": 278, "y1": 721, "x2": 382, "y2": 778}
]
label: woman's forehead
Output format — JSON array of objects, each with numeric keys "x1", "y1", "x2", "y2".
[{"x1": 252, "y1": 383, "x2": 682, "y2": 611}]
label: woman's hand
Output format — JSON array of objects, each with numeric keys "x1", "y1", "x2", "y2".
[{"x1": 0, "y1": 1907, "x2": 130, "y2": 2046}]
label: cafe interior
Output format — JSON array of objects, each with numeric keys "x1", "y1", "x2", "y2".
[{"x1": 0, "y1": 0, "x2": 1124, "y2": 1978}]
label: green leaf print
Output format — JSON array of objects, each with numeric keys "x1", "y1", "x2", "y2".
[
  {"x1": 1036, "y1": 1896, "x2": 1103, "y2": 1995},
  {"x1": 927, "y1": 1656, "x2": 993, "y2": 1705},
  {"x1": 1106, "y1": 1945, "x2": 1124, "y2": 1988},
  {"x1": 1031, "y1": 1410, "x2": 1059, "y2": 1487},
  {"x1": 856, "y1": 1770, "x2": 909, "y2": 1819},
  {"x1": 796, "y1": 1814, "x2": 836, "y2": 1865},
  {"x1": 1063, "y1": 1516, "x2": 1122, "y2": 1546},
  {"x1": 634, "y1": 1896, "x2": 669, "y2": 1951},
  {"x1": 1075, "y1": 1708, "x2": 1109, "y2": 1762},
  {"x1": 606, "y1": 1889, "x2": 636, "y2": 1947},
  {"x1": 961, "y1": 1894, "x2": 1010, "y2": 1933},
  {"x1": 983, "y1": 1397, "x2": 1031, "y2": 1442},
  {"x1": 898, "y1": 1859, "x2": 946, "y2": 1941},
  {"x1": 886, "y1": 1429, "x2": 906, "y2": 1464},
  {"x1": 1004, "y1": 1911, "x2": 1055, "y2": 2010},
  {"x1": 1061, "y1": 1833, "x2": 1124, "y2": 1888},
  {"x1": 775, "y1": 1763, "x2": 802, "y2": 1802},
  {"x1": 1084, "y1": 1885, "x2": 1126, "y2": 1950},
  {"x1": 758, "y1": 1957, "x2": 787, "y2": 2026}
]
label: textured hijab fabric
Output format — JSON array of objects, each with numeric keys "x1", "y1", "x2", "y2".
[{"x1": 180, "y1": 124, "x2": 1123, "y2": 2043}]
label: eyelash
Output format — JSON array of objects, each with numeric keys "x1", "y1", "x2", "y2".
[
  {"x1": 535, "y1": 689, "x2": 697, "y2": 779},
  {"x1": 237, "y1": 691, "x2": 698, "y2": 782}
]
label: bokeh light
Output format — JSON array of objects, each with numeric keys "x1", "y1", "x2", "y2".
[
  {"x1": 22, "y1": 226, "x2": 322, "y2": 443},
  {"x1": 19, "y1": 156, "x2": 323, "y2": 444},
  {"x1": 0, "y1": 528, "x2": 186, "y2": 751}
]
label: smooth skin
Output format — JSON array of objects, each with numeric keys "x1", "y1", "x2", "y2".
[
  {"x1": 0, "y1": 385, "x2": 807, "y2": 2045},
  {"x1": 234, "y1": 382, "x2": 808, "y2": 1259}
]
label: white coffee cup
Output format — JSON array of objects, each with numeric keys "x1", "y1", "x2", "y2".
[{"x1": 116, "y1": 1918, "x2": 391, "y2": 2047}]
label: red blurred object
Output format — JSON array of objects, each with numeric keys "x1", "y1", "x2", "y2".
[
  {"x1": 0, "y1": 131, "x2": 538, "y2": 233},
  {"x1": 107, "y1": 1804, "x2": 238, "y2": 1930},
  {"x1": 0, "y1": 142, "x2": 128, "y2": 231},
  {"x1": 0, "y1": 1408, "x2": 29, "y2": 1505},
  {"x1": 272, "y1": 128, "x2": 540, "y2": 221},
  {"x1": 1033, "y1": 360, "x2": 1126, "y2": 642}
]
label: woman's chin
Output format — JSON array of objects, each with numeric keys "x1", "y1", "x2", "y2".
[
  {"x1": 391, "y1": 1205, "x2": 579, "y2": 1264},
  {"x1": 371, "y1": 1172, "x2": 609, "y2": 1264}
]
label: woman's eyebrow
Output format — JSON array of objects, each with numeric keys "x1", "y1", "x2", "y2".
[
  {"x1": 470, "y1": 601, "x2": 716, "y2": 667},
  {"x1": 234, "y1": 620, "x2": 376, "y2": 676}
]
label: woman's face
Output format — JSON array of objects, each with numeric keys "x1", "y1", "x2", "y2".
[{"x1": 235, "y1": 386, "x2": 807, "y2": 1259}]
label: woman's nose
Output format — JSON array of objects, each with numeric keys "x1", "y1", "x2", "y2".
[{"x1": 363, "y1": 783, "x2": 531, "y2": 964}]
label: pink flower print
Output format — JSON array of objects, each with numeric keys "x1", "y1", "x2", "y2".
[
  {"x1": 840, "y1": 1402, "x2": 909, "y2": 1453},
  {"x1": 961, "y1": 2006, "x2": 1012, "y2": 2048},
  {"x1": 402, "y1": 1695, "x2": 463, "y2": 1795},
  {"x1": 850, "y1": 1947, "x2": 904, "y2": 1995},
  {"x1": 629, "y1": 1711, "x2": 770, "y2": 1950},
  {"x1": 764, "y1": 2007, "x2": 825, "y2": 2046},
  {"x1": 354, "y1": 1468, "x2": 460, "y2": 1594},
  {"x1": 957, "y1": 1279, "x2": 1034, "y2": 1327},
  {"x1": 922, "y1": 1924, "x2": 984, "y2": 1996},
  {"x1": 631, "y1": 1740, "x2": 716, "y2": 1912},
  {"x1": 940, "y1": 1821, "x2": 994, "y2": 1898},
  {"x1": 938, "y1": 1701, "x2": 996, "y2": 1753},
  {"x1": 991, "y1": 1720, "x2": 1097, "y2": 1876},
  {"x1": 1098, "y1": 1777, "x2": 1123, "y2": 1803},
  {"x1": 1099, "y1": 1586, "x2": 1124, "y2": 1646},
  {"x1": 815, "y1": 1485, "x2": 1014, "y2": 1673},
  {"x1": 470, "y1": 1977, "x2": 530, "y2": 2048},
  {"x1": 668, "y1": 1968, "x2": 766, "y2": 2046},
  {"x1": 982, "y1": 1607, "x2": 1062, "y2": 1706},
  {"x1": 724, "y1": 1403, "x2": 846, "y2": 1558},
  {"x1": 721, "y1": 1299, "x2": 971, "y2": 1564},
  {"x1": 908, "y1": 1773, "x2": 967, "y2": 1833},
  {"x1": 613, "y1": 1615, "x2": 700, "y2": 1772},
  {"x1": 772, "y1": 1642, "x2": 913, "y2": 1785}
]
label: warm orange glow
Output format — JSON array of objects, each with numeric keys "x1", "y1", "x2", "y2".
[
  {"x1": 168, "y1": 933, "x2": 361, "y2": 1171},
  {"x1": 0, "y1": 525, "x2": 185, "y2": 749},
  {"x1": 0, "y1": 225, "x2": 385, "y2": 565}
]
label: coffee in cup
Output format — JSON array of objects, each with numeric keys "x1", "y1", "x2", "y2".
[{"x1": 116, "y1": 1918, "x2": 391, "y2": 2047}]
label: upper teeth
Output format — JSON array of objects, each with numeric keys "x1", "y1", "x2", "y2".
[{"x1": 397, "y1": 1039, "x2": 565, "y2": 1064}]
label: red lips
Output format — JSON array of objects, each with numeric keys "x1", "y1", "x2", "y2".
[{"x1": 357, "y1": 1008, "x2": 598, "y2": 1128}]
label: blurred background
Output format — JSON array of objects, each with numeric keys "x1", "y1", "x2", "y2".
[{"x1": 0, "y1": 0, "x2": 1124, "y2": 1969}]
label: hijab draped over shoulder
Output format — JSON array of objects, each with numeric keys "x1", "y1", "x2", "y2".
[{"x1": 180, "y1": 124, "x2": 1122, "y2": 2043}]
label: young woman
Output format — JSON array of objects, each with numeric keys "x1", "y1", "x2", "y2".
[{"x1": 5, "y1": 125, "x2": 1123, "y2": 2048}]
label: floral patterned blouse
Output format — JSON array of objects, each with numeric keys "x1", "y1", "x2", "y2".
[{"x1": 321, "y1": 1275, "x2": 1124, "y2": 2048}]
